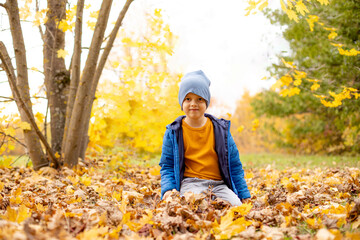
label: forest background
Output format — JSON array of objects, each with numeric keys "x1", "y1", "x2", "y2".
[
  {"x1": 1, "y1": 0, "x2": 359, "y2": 168},
  {"x1": 0, "y1": 0, "x2": 360, "y2": 239}
]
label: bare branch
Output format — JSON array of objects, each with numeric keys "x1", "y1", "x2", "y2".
[
  {"x1": 0, "y1": 132, "x2": 27, "y2": 148},
  {"x1": 11, "y1": 154, "x2": 27, "y2": 166},
  {"x1": 93, "y1": 0, "x2": 134, "y2": 88},
  {"x1": 0, "y1": 41, "x2": 59, "y2": 168},
  {"x1": 0, "y1": 3, "x2": 6, "y2": 8},
  {"x1": 0, "y1": 96, "x2": 14, "y2": 100},
  {"x1": 35, "y1": 0, "x2": 45, "y2": 42}
]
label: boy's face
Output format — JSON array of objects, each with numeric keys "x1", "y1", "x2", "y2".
[{"x1": 182, "y1": 92, "x2": 207, "y2": 121}]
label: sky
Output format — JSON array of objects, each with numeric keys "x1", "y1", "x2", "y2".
[
  {"x1": 0, "y1": 0, "x2": 289, "y2": 115},
  {"x1": 127, "y1": 0, "x2": 289, "y2": 112}
]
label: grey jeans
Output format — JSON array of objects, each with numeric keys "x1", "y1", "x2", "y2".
[{"x1": 180, "y1": 177, "x2": 242, "y2": 206}]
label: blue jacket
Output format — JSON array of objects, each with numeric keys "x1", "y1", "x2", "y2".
[{"x1": 159, "y1": 113, "x2": 251, "y2": 200}]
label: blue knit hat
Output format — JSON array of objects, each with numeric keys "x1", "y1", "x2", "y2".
[{"x1": 178, "y1": 70, "x2": 211, "y2": 109}]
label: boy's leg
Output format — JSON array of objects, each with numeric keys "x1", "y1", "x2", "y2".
[
  {"x1": 180, "y1": 178, "x2": 210, "y2": 195},
  {"x1": 212, "y1": 182, "x2": 242, "y2": 206}
]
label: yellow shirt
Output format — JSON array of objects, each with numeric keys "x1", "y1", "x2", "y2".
[{"x1": 182, "y1": 117, "x2": 222, "y2": 180}]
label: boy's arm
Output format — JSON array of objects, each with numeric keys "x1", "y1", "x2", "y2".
[
  {"x1": 228, "y1": 134, "x2": 251, "y2": 200},
  {"x1": 159, "y1": 129, "x2": 177, "y2": 198}
]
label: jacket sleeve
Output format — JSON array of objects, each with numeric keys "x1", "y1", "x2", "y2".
[
  {"x1": 228, "y1": 134, "x2": 251, "y2": 200},
  {"x1": 159, "y1": 129, "x2": 177, "y2": 198}
]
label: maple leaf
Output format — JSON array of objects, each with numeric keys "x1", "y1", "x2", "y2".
[
  {"x1": 213, "y1": 204, "x2": 252, "y2": 239},
  {"x1": 57, "y1": 49, "x2": 68, "y2": 59},
  {"x1": 2, "y1": 205, "x2": 31, "y2": 223}
]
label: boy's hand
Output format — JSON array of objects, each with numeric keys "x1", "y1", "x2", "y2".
[
  {"x1": 241, "y1": 198, "x2": 251, "y2": 204},
  {"x1": 163, "y1": 189, "x2": 179, "y2": 201}
]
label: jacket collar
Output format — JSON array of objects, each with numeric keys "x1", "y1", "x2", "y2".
[{"x1": 167, "y1": 113, "x2": 229, "y2": 131}]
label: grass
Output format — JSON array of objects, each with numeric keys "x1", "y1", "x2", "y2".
[
  {"x1": 0, "y1": 155, "x2": 31, "y2": 168},
  {"x1": 133, "y1": 152, "x2": 359, "y2": 169},
  {"x1": 2, "y1": 152, "x2": 359, "y2": 169},
  {"x1": 240, "y1": 153, "x2": 360, "y2": 169}
]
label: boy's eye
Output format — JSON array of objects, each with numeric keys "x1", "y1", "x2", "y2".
[
  {"x1": 198, "y1": 98, "x2": 203, "y2": 101},
  {"x1": 186, "y1": 98, "x2": 190, "y2": 101}
]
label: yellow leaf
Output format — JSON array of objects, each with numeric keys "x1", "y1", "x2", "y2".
[
  {"x1": 149, "y1": 166, "x2": 161, "y2": 176},
  {"x1": 67, "y1": 176, "x2": 79, "y2": 186},
  {"x1": 10, "y1": 196, "x2": 22, "y2": 204},
  {"x1": 279, "y1": 74, "x2": 293, "y2": 87},
  {"x1": 154, "y1": 9, "x2": 162, "y2": 18},
  {"x1": 89, "y1": 10, "x2": 99, "y2": 19},
  {"x1": 293, "y1": 79, "x2": 302, "y2": 86},
  {"x1": 258, "y1": 0, "x2": 268, "y2": 11},
  {"x1": 78, "y1": 226, "x2": 108, "y2": 240},
  {"x1": 19, "y1": 121, "x2": 31, "y2": 131},
  {"x1": 311, "y1": 83, "x2": 320, "y2": 91},
  {"x1": 35, "y1": 112, "x2": 44, "y2": 124},
  {"x1": 0, "y1": 182, "x2": 4, "y2": 191},
  {"x1": 36, "y1": 203, "x2": 47, "y2": 212},
  {"x1": 87, "y1": 21, "x2": 96, "y2": 30},
  {"x1": 213, "y1": 204, "x2": 252, "y2": 239},
  {"x1": 251, "y1": 119, "x2": 259, "y2": 131},
  {"x1": 112, "y1": 191, "x2": 122, "y2": 201},
  {"x1": 281, "y1": 58, "x2": 296, "y2": 68},
  {"x1": 295, "y1": 0, "x2": 309, "y2": 16},
  {"x1": 288, "y1": 87, "x2": 300, "y2": 96},
  {"x1": 8, "y1": 205, "x2": 31, "y2": 223},
  {"x1": 57, "y1": 49, "x2": 68, "y2": 59},
  {"x1": 280, "y1": 0, "x2": 287, "y2": 12},
  {"x1": 80, "y1": 175, "x2": 91, "y2": 186},
  {"x1": 286, "y1": 9, "x2": 299, "y2": 22},
  {"x1": 111, "y1": 60, "x2": 120, "y2": 68},
  {"x1": 14, "y1": 187, "x2": 22, "y2": 196},
  {"x1": 306, "y1": 15, "x2": 319, "y2": 32},
  {"x1": 316, "y1": 0, "x2": 329, "y2": 5},
  {"x1": 237, "y1": 125, "x2": 244, "y2": 133},
  {"x1": 2, "y1": 206, "x2": 18, "y2": 222},
  {"x1": 328, "y1": 31, "x2": 337, "y2": 40},
  {"x1": 294, "y1": 70, "x2": 307, "y2": 80}
]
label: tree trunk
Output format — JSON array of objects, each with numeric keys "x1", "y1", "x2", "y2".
[
  {"x1": 63, "y1": 0, "x2": 113, "y2": 167},
  {"x1": 62, "y1": 0, "x2": 85, "y2": 159},
  {"x1": 3, "y1": 0, "x2": 48, "y2": 170},
  {"x1": 78, "y1": 0, "x2": 134, "y2": 160},
  {"x1": 44, "y1": 0, "x2": 69, "y2": 156}
]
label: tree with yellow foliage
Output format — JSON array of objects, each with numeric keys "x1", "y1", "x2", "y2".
[{"x1": 89, "y1": 9, "x2": 183, "y2": 154}]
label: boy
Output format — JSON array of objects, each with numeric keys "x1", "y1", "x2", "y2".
[{"x1": 159, "y1": 70, "x2": 250, "y2": 206}]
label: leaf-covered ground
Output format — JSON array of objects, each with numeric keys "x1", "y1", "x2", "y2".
[{"x1": 0, "y1": 159, "x2": 360, "y2": 240}]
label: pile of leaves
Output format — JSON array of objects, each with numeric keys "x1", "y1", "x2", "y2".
[{"x1": 0, "y1": 158, "x2": 360, "y2": 239}]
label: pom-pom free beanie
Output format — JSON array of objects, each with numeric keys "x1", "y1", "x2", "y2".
[{"x1": 178, "y1": 70, "x2": 211, "y2": 109}]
